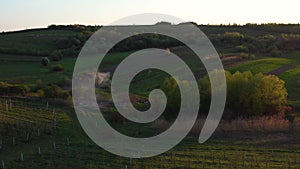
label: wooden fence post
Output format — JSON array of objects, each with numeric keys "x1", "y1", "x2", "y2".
[
  {"x1": 66, "y1": 137, "x2": 70, "y2": 146},
  {"x1": 37, "y1": 128, "x2": 40, "y2": 137},
  {"x1": 38, "y1": 147, "x2": 41, "y2": 155},
  {"x1": 12, "y1": 136, "x2": 15, "y2": 146},
  {"x1": 26, "y1": 133, "x2": 30, "y2": 142},
  {"x1": 53, "y1": 117, "x2": 57, "y2": 129},
  {"x1": 9, "y1": 99, "x2": 12, "y2": 110},
  {"x1": 5, "y1": 100, "x2": 8, "y2": 111},
  {"x1": 20, "y1": 152, "x2": 24, "y2": 161}
]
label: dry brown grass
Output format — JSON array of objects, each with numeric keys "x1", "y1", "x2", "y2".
[
  {"x1": 216, "y1": 116, "x2": 292, "y2": 133},
  {"x1": 152, "y1": 115, "x2": 300, "y2": 137}
]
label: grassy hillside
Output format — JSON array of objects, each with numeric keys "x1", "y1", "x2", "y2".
[
  {"x1": 0, "y1": 25, "x2": 300, "y2": 168},
  {"x1": 0, "y1": 57, "x2": 73, "y2": 85},
  {"x1": 0, "y1": 29, "x2": 79, "y2": 56},
  {"x1": 229, "y1": 58, "x2": 292, "y2": 74}
]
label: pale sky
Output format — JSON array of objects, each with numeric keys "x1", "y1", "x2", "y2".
[{"x1": 1, "y1": 0, "x2": 299, "y2": 32}]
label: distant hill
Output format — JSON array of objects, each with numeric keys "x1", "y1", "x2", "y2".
[
  {"x1": 0, "y1": 25, "x2": 98, "y2": 57},
  {"x1": 1, "y1": 24, "x2": 300, "y2": 58}
]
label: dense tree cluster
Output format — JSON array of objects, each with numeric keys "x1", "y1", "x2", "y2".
[
  {"x1": 161, "y1": 71, "x2": 288, "y2": 120},
  {"x1": 199, "y1": 71, "x2": 288, "y2": 118}
]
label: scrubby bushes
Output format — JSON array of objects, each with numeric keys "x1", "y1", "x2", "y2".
[
  {"x1": 37, "y1": 89, "x2": 45, "y2": 97},
  {"x1": 235, "y1": 45, "x2": 249, "y2": 53},
  {"x1": 35, "y1": 79, "x2": 71, "y2": 99},
  {"x1": 39, "y1": 85, "x2": 70, "y2": 99},
  {"x1": 52, "y1": 64, "x2": 64, "y2": 72},
  {"x1": 41, "y1": 57, "x2": 50, "y2": 66},
  {"x1": 240, "y1": 52, "x2": 249, "y2": 59},
  {"x1": 219, "y1": 32, "x2": 245, "y2": 44},
  {"x1": 296, "y1": 77, "x2": 300, "y2": 88},
  {"x1": 280, "y1": 33, "x2": 300, "y2": 51},
  {"x1": 239, "y1": 53, "x2": 256, "y2": 60},
  {"x1": 36, "y1": 79, "x2": 44, "y2": 89},
  {"x1": 0, "y1": 82, "x2": 29, "y2": 96},
  {"x1": 55, "y1": 77, "x2": 72, "y2": 88},
  {"x1": 50, "y1": 51, "x2": 63, "y2": 61},
  {"x1": 249, "y1": 54, "x2": 256, "y2": 60},
  {"x1": 270, "y1": 49, "x2": 282, "y2": 57},
  {"x1": 211, "y1": 31, "x2": 300, "y2": 56}
]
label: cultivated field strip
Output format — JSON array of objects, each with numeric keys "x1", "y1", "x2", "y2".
[
  {"x1": 0, "y1": 98, "x2": 299, "y2": 168},
  {"x1": 0, "y1": 98, "x2": 58, "y2": 149}
]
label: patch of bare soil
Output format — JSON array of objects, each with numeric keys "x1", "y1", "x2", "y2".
[{"x1": 266, "y1": 65, "x2": 295, "y2": 75}]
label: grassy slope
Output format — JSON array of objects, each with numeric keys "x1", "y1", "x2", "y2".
[
  {"x1": 0, "y1": 30, "x2": 77, "y2": 54},
  {"x1": 229, "y1": 58, "x2": 292, "y2": 74},
  {"x1": 0, "y1": 59, "x2": 72, "y2": 85}
]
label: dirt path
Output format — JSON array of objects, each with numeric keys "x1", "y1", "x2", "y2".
[{"x1": 266, "y1": 65, "x2": 295, "y2": 75}]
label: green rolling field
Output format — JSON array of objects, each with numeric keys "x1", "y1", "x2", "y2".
[{"x1": 0, "y1": 26, "x2": 299, "y2": 168}]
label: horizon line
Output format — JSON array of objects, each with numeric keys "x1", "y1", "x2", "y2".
[{"x1": 2, "y1": 22, "x2": 300, "y2": 33}]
